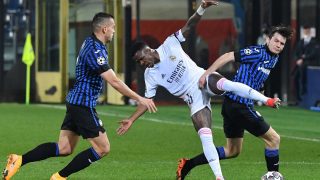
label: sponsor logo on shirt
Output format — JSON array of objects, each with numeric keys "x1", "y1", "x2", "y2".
[
  {"x1": 258, "y1": 66, "x2": 270, "y2": 75},
  {"x1": 167, "y1": 60, "x2": 186, "y2": 83}
]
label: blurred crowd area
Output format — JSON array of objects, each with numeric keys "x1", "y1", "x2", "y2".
[{"x1": 0, "y1": 0, "x2": 319, "y2": 108}]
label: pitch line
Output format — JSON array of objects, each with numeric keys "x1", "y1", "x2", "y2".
[{"x1": 37, "y1": 104, "x2": 320, "y2": 143}]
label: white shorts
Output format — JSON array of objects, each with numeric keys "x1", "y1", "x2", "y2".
[{"x1": 181, "y1": 85, "x2": 211, "y2": 116}]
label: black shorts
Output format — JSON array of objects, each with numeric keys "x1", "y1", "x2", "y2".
[
  {"x1": 221, "y1": 97, "x2": 270, "y2": 138},
  {"x1": 61, "y1": 103, "x2": 106, "y2": 139}
]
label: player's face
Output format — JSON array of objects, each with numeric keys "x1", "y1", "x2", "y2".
[
  {"x1": 103, "y1": 19, "x2": 115, "y2": 43},
  {"x1": 134, "y1": 47, "x2": 156, "y2": 68},
  {"x1": 266, "y1": 32, "x2": 286, "y2": 54}
]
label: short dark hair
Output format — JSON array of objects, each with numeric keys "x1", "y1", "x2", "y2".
[
  {"x1": 92, "y1": 12, "x2": 114, "y2": 31},
  {"x1": 268, "y1": 25, "x2": 293, "y2": 40},
  {"x1": 302, "y1": 24, "x2": 311, "y2": 29},
  {"x1": 131, "y1": 41, "x2": 147, "y2": 58}
]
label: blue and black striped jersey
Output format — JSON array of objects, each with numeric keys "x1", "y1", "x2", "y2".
[
  {"x1": 226, "y1": 45, "x2": 279, "y2": 105},
  {"x1": 66, "y1": 34, "x2": 110, "y2": 107}
]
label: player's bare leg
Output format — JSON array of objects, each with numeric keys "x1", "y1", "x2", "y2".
[{"x1": 53, "y1": 131, "x2": 110, "y2": 178}]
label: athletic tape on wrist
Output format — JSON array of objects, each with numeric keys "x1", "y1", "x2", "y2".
[{"x1": 196, "y1": 6, "x2": 206, "y2": 16}]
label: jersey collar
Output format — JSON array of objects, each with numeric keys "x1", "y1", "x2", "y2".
[{"x1": 92, "y1": 33, "x2": 105, "y2": 46}]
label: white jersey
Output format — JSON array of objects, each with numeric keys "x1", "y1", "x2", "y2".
[{"x1": 144, "y1": 30, "x2": 205, "y2": 99}]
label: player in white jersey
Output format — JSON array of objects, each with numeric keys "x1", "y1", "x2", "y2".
[{"x1": 117, "y1": 1, "x2": 279, "y2": 180}]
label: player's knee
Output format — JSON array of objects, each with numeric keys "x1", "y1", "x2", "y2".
[
  {"x1": 206, "y1": 72, "x2": 225, "y2": 95},
  {"x1": 224, "y1": 145, "x2": 242, "y2": 158},
  {"x1": 95, "y1": 144, "x2": 110, "y2": 157},
  {"x1": 58, "y1": 145, "x2": 74, "y2": 156},
  {"x1": 272, "y1": 133, "x2": 280, "y2": 146},
  {"x1": 264, "y1": 131, "x2": 280, "y2": 148},
  {"x1": 228, "y1": 148, "x2": 241, "y2": 158}
]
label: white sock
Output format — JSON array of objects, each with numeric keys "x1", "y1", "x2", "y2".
[
  {"x1": 217, "y1": 78, "x2": 268, "y2": 103},
  {"x1": 198, "y1": 128, "x2": 223, "y2": 178}
]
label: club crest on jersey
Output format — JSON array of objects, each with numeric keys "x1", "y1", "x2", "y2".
[
  {"x1": 169, "y1": 55, "x2": 176, "y2": 61},
  {"x1": 244, "y1": 48, "x2": 252, "y2": 55},
  {"x1": 97, "y1": 56, "x2": 106, "y2": 65}
]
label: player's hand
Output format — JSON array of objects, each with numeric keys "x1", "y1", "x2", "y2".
[
  {"x1": 198, "y1": 73, "x2": 207, "y2": 89},
  {"x1": 117, "y1": 119, "x2": 133, "y2": 135},
  {"x1": 138, "y1": 97, "x2": 157, "y2": 113},
  {"x1": 201, "y1": 0, "x2": 219, "y2": 9}
]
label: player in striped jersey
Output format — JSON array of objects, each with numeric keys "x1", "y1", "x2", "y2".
[
  {"x1": 177, "y1": 25, "x2": 293, "y2": 179},
  {"x1": 2, "y1": 12, "x2": 156, "y2": 180},
  {"x1": 116, "y1": 1, "x2": 281, "y2": 180}
]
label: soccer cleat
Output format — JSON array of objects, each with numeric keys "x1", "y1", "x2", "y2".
[
  {"x1": 2, "y1": 154, "x2": 22, "y2": 180},
  {"x1": 176, "y1": 158, "x2": 189, "y2": 180},
  {"x1": 265, "y1": 98, "x2": 281, "y2": 109},
  {"x1": 50, "y1": 172, "x2": 67, "y2": 180}
]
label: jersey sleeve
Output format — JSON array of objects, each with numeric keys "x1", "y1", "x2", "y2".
[
  {"x1": 173, "y1": 29, "x2": 186, "y2": 43},
  {"x1": 86, "y1": 47, "x2": 111, "y2": 74},
  {"x1": 236, "y1": 46, "x2": 263, "y2": 63},
  {"x1": 144, "y1": 70, "x2": 158, "y2": 98}
]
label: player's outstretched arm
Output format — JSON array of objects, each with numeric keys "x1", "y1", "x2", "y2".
[
  {"x1": 101, "y1": 69, "x2": 157, "y2": 113},
  {"x1": 181, "y1": 0, "x2": 219, "y2": 38},
  {"x1": 117, "y1": 102, "x2": 149, "y2": 135}
]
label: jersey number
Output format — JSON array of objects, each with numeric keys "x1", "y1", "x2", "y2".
[{"x1": 186, "y1": 93, "x2": 193, "y2": 105}]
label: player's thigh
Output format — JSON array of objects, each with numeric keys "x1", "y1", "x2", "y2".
[
  {"x1": 88, "y1": 131, "x2": 110, "y2": 156},
  {"x1": 221, "y1": 98, "x2": 245, "y2": 138},
  {"x1": 206, "y1": 72, "x2": 225, "y2": 95},
  {"x1": 191, "y1": 107, "x2": 212, "y2": 131},
  {"x1": 240, "y1": 108, "x2": 270, "y2": 137},
  {"x1": 58, "y1": 130, "x2": 80, "y2": 154}
]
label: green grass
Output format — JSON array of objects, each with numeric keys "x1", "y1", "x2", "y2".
[{"x1": 0, "y1": 103, "x2": 319, "y2": 179}]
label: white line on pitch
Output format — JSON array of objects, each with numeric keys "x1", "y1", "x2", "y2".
[{"x1": 37, "y1": 104, "x2": 320, "y2": 143}]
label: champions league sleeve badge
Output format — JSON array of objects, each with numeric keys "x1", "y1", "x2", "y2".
[
  {"x1": 97, "y1": 56, "x2": 106, "y2": 65},
  {"x1": 244, "y1": 48, "x2": 252, "y2": 55}
]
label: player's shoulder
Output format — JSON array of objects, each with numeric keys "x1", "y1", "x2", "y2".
[{"x1": 241, "y1": 45, "x2": 264, "y2": 56}]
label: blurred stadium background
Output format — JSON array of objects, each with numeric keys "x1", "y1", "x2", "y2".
[
  {"x1": 0, "y1": 0, "x2": 319, "y2": 179},
  {"x1": 0, "y1": 0, "x2": 320, "y2": 107}
]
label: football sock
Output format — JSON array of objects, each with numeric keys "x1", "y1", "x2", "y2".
[
  {"x1": 265, "y1": 148, "x2": 279, "y2": 171},
  {"x1": 216, "y1": 146, "x2": 226, "y2": 159},
  {"x1": 198, "y1": 128, "x2": 223, "y2": 178},
  {"x1": 59, "y1": 147, "x2": 100, "y2": 177},
  {"x1": 217, "y1": 78, "x2": 268, "y2": 103},
  {"x1": 21, "y1": 142, "x2": 59, "y2": 166}
]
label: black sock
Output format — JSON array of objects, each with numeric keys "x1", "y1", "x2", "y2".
[
  {"x1": 59, "y1": 147, "x2": 100, "y2": 177},
  {"x1": 265, "y1": 149, "x2": 279, "y2": 171},
  {"x1": 22, "y1": 142, "x2": 59, "y2": 166}
]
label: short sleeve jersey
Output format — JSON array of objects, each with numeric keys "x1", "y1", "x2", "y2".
[
  {"x1": 144, "y1": 30, "x2": 205, "y2": 98},
  {"x1": 66, "y1": 34, "x2": 110, "y2": 107},
  {"x1": 226, "y1": 45, "x2": 279, "y2": 105}
]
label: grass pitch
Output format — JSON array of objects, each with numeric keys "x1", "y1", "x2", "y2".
[{"x1": 0, "y1": 103, "x2": 319, "y2": 179}]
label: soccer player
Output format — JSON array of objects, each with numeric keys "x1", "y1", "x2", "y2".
[
  {"x1": 116, "y1": 1, "x2": 280, "y2": 180},
  {"x1": 2, "y1": 12, "x2": 157, "y2": 180},
  {"x1": 176, "y1": 25, "x2": 293, "y2": 179}
]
